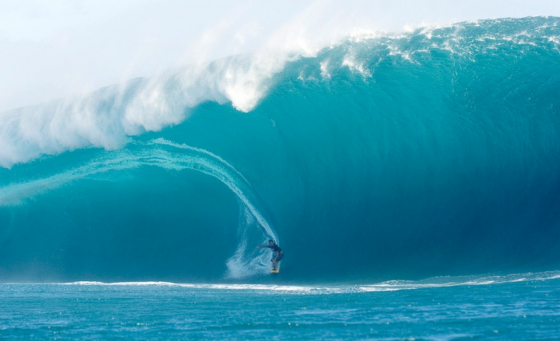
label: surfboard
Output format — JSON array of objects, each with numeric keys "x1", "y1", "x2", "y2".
[{"x1": 270, "y1": 263, "x2": 281, "y2": 274}]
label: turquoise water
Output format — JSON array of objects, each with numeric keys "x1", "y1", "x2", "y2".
[
  {"x1": 1, "y1": 273, "x2": 559, "y2": 340},
  {"x1": 1, "y1": 16, "x2": 560, "y2": 339},
  {"x1": 1, "y1": 17, "x2": 559, "y2": 282}
]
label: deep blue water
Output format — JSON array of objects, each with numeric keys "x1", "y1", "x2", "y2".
[{"x1": 1, "y1": 273, "x2": 559, "y2": 340}]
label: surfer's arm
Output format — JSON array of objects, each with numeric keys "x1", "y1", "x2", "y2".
[{"x1": 255, "y1": 245, "x2": 268, "y2": 249}]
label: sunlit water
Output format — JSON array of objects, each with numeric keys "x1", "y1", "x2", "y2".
[{"x1": 1, "y1": 273, "x2": 559, "y2": 340}]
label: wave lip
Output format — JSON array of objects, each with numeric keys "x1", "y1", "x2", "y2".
[
  {"x1": 2, "y1": 17, "x2": 558, "y2": 169},
  {"x1": 0, "y1": 48, "x2": 299, "y2": 168}
]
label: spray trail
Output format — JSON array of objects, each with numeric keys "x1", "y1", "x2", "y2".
[{"x1": 0, "y1": 138, "x2": 277, "y2": 278}]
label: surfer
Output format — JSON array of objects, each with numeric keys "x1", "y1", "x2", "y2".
[{"x1": 256, "y1": 240, "x2": 284, "y2": 271}]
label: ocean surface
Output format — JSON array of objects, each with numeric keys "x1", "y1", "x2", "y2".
[
  {"x1": 1, "y1": 16, "x2": 560, "y2": 339},
  {"x1": 1, "y1": 272, "x2": 560, "y2": 340}
]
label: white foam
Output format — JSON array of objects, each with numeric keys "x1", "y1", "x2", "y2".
[
  {"x1": 53, "y1": 270, "x2": 560, "y2": 294},
  {"x1": 359, "y1": 271, "x2": 560, "y2": 292},
  {"x1": 62, "y1": 281, "x2": 315, "y2": 292},
  {"x1": 342, "y1": 55, "x2": 372, "y2": 77}
]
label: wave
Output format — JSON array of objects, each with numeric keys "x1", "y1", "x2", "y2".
[{"x1": 1, "y1": 17, "x2": 560, "y2": 282}]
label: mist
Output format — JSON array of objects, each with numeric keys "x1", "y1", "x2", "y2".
[{"x1": 1, "y1": 0, "x2": 559, "y2": 112}]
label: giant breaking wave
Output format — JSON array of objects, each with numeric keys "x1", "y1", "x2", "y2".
[{"x1": 1, "y1": 17, "x2": 560, "y2": 282}]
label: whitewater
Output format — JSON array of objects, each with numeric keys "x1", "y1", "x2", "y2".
[{"x1": 1, "y1": 16, "x2": 560, "y2": 340}]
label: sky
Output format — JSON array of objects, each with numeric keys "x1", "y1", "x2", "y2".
[{"x1": 1, "y1": 0, "x2": 559, "y2": 112}]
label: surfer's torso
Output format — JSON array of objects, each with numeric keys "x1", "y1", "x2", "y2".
[{"x1": 268, "y1": 244, "x2": 282, "y2": 253}]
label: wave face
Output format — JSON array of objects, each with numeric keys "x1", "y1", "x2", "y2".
[{"x1": 1, "y1": 17, "x2": 560, "y2": 282}]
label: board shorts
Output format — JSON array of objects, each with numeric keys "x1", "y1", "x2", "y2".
[{"x1": 273, "y1": 252, "x2": 284, "y2": 262}]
